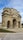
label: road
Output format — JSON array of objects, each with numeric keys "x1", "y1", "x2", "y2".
[{"x1": 0, "y1": 32, "x2": 23, "y2": 40}]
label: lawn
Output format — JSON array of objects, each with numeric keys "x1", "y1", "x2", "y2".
[{"x1": 0, "y1": 28, "x2": 16, "y2": 33}]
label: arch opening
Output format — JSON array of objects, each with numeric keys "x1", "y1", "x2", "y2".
[
  {"x1": 13, "y1": 19, "x2": 16, "y2": 28},
  {"x1": 7, "y1": 21, "x2": 10, "y2": 28}
]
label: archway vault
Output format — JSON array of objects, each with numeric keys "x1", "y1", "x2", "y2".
[
  {"x1": 7, "y1": 21, "x2": 10, "y2": 28},
  {"x1": 13, "y1": 19, "x2": 17, "y2": 28}
]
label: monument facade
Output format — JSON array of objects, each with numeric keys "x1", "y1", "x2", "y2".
[{"x1": 2, "y1": 8, "x2": 21, "y2": 29}]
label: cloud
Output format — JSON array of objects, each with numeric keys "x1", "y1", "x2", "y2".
[
  {"x1": 19, "y1": 12, "x2": 23, "y2": 23},
  {"x1": 0, "y1": 0, "x2": 10, "y2": 9},
  {"x1": 20, "y1": 12, "x2": 23, "y2": 17},
  {"x1": 0, "y1": 0, "x2": 23, "y2": 23},
  {"x1": 0, "y1": 9, "x2": 3, "y2": 23},
  {"x1": 21, "y1": 18, "x2": 23, "y2": 23},
  {"x1": 0, "y1": 8, "x2": 3, "y2": 14},
  {"x1": 7, "y1": 0, "x2": 23, "y2": 13},
  {"x1": 0, "y1": 15, "x2": 2, "y2": 23}
]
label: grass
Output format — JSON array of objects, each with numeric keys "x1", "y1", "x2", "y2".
[{"x1": 0, "y1": 28, "x2": 16, "y2": 33}]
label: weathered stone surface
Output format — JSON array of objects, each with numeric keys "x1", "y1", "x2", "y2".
[{"x1": 2, "y1": 8, "x2": 21, "y2": 29}]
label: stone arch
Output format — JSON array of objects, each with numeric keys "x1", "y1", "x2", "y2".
[
  {"x1": 4, "y1": 10, "x2": 8, "y2": 12},
  {"x1": 7, "y1": 21, "x2": 10, "y2": 28},
  {"x1": 13, "y1": 19, "x2": 16, "y2": 28}
]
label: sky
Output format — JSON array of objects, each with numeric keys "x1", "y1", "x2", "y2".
[{"x1": 0, "y1": 0, "x2": 23, "y2": 23}]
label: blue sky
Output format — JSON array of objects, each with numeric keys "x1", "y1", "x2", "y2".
[{"x1": 0, "y1": 0, "x2": 23, "y2": 23}]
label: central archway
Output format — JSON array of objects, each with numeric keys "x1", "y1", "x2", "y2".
[
  {"x1": 7, "y1": 21, "x2": 10, "y2": 28},
  {"x1": 13, "y1": 19, "x2": 16, "y2": 28}
]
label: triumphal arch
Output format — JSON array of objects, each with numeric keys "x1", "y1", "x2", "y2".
[{"x1": 2, "y1": 8, "x2": 21, "y2": 29}]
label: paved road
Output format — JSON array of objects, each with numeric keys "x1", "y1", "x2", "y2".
[{"x1": 0, "y1": 32, "x2": 23, "y2": 40}]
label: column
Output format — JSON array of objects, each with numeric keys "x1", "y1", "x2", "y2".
[
  {"x1": 10, "y1": 20, "x2": 13, "y2": 29},
  {"x1": 17, "y1": 21, "x2": 18, "y2": 28}
]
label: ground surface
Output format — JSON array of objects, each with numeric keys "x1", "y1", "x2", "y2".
[{"x1": 0, "y1": 32, "x2": 23, "y2": 40}]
